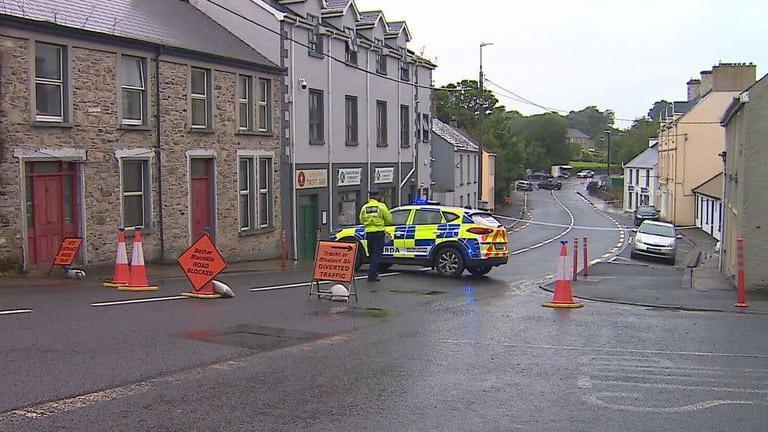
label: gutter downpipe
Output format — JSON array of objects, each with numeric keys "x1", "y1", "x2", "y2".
[
  {"x1": 290, "y1": 23, "x2": 299, "y2": 260},
  {"x1": 155, "y1": 45, "x2": 165, "y2": 261},
  {"x1": 327, "y1": 33, "x2": 334, "y2": 231},
  {"x1": 366, "y1": 48, "x2": 371, "y2": 193},
  {"x1": 397, "y1": 65, "x2": 402, "y2": 206}
]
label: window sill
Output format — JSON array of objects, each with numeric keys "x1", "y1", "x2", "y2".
[
  {"x1": 376, "y1": 70, "x2": 388, "y2": 76},
  {"x1": 123, "y1": 227, "x2": 155, "y2": 236},
  {"x1": 400, "y1": 144, "x2": 411, "y2": 149},
  {"x1": 344, "y1": 61, "x2": 358, "y2": 68},
  {"x1": 376, "y1": 143, "x2": 388, "y2": 148},
  {"x1": 346, "y1": 141, "x2": 359, "y2": 147},
  {"x1": 239, "y1": 226, "x2": 276, "y2": 237},
  {"x1": 236, "y1": 130, "x2": 274, "y2": 137},
  {"x1": 189, "y1": 128, "x2": 215, "y2": 134},
  {"x1": 32, "y1": 121, "x2": 73, "y2": 128},
  {"x1": 119, "y1": 124, "x2": 152, "y2": 131},
  {"x1": 309, "y1": 141, "x2": 325, "y2": 146},
  {"x1": 308, "y1": 51, "x2": 324, "y2": 59}
]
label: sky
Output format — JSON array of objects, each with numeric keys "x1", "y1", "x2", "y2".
[{"x1": 355, "y1": 0, "x2": 768, "y2": 127}]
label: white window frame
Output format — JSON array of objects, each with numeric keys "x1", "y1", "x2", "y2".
[
  {"x1": 117, "y1": 153, "x2": 153, "y2": 230},
  {"x1": 34, "y1": 42, "x2": 65, "y2": 122},
  {"x1": 257, "y1": 78, "x2": 271, "y2": 132},
  {"x1": 238, "y1": 75, "x2": 252, "y2": 131},
  {"x1": 238, "y1": 157, "x2": 254, "y2": 231},
  {"x1": 376, "y1": 100, "x2": 387, "y2": 147},
  {"x1": 120, "y1": 55, "x2": 146, "y2": 126},
  {"x1": 190, "y1": 67, "x2": 210, "y2": 129},
  {"x1": 237, "y1": 151, "x2": 274, "y2": 231},
  {"x1": 257, "y1": 157, "x2": 273, "y2": 228}
]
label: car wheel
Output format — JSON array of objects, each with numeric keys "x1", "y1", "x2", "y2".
[
  {"x1": 668, "y1": 255, "x2": 676, "y2": 265},
  {"x1": 434, "y1": 247, "x2": 465, "y2": 278},
  {"x1": 467, "y1": 265, "x2": 492, "y2": 276}
]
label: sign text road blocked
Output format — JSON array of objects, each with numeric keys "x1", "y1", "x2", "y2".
[
  {"x1": 53, "y1": 238, "x2": 83, "y2": 266},
  {"x1": 178, "y1": 233, "x2": 228, "y2": 291}
]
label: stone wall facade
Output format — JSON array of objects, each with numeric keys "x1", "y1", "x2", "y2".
[{"x1": 0, "y1": 27, "x2": 283, "y2": 270}]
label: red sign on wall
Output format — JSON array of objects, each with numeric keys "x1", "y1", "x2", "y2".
[
  {"x1": 177, "y1": 233, "x2": 228, "y2": 291},
  {"x1": 53, "y1": 238, "x2": 83, "y2": 266}
]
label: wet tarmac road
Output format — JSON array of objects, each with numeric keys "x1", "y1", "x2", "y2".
[{"x1": 2, "y1": 181, "x2": 767, "y2": 431}]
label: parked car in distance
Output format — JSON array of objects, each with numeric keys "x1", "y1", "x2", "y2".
[
  {"x1": 634, "y1": 204, "x2": 660, "y2": 226},
  {"x1": 528, "y1": 171, "x2": 551, "y2": 180},
  {"x1": 515, "y1": 180, "x2": 534, "y2": 191},
  {"x1": 538, "y1": 178, "x2": 562, "y2": 190},
  {"x1": 576, "y1": 170, "x2": 595, "y2": 178},
  {"x1": 631, "y1": 220, "x2": 680, "y2": 264}
]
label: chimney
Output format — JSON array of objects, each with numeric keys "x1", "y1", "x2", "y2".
[
  {"x1": 449, "y1": 117, "x2": 458, "y2": 128},
  {"x1": 711, "y1": 62, "x2": 757, "y2": 92},
  {"x1": 686, "y1": 79, "x2": 701, "y2": 101},
  {"x1": 700, "y1": 70, "x2": 713, "y2": 96}
]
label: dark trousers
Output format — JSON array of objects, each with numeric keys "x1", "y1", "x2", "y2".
[{"x1": 366, "y1": 231, "x2": 385, "y2": 280}]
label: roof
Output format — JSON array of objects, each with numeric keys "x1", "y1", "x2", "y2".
[
  {"x1": 692, "y1": 172, "x2": 724, "y2": 200},
  {"x1": 567, "y1": 128, "x2": 591, "y2": 139},
  {"x1": 357, "y1": 10, "x2": 383, "y2": 28},
  {"x1": 722, "y1": 73, "x2": 768, "y2": 125},
  {"x1": 431, "y1": 118, "x2": 479, "y2": 152},
  {"x1": 0, "y1": 0, "x2": 279, "y2": 70},
  {"x1": 324, "y1": 0, "x2": 352, "y2": 9},
  {"x1": 625, "y1": 144, "x2": 658, "y2": 169},
  {"x1": 393, "y1": 205, "x2": 486, "y2": 214}
]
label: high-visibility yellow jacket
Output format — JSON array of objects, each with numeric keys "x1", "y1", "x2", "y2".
[{"x1": 358, "y1": 198, "x2": 392, "y2": 233}]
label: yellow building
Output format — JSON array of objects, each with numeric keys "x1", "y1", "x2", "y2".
[
  {"x1": 481, "y1": 149, "x2": 497, "y2": 211},
  {"x1": 657, "y1": 63, "x2": 755, "y2": 227}
]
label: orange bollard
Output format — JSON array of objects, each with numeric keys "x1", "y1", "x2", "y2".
[
  {"x1": 735, "y1": 237, "x2": 748, "y2": 308},
  {"x1": 103, "y1": 228, "x2": 131, "y2": 288},
  {"x1": 119, "y1": 229, "x2": 159, "y2": 291},
  {"x1": 573, "y1": 237, "x2": 579, "y2": 281},
  {"x1": 582, "y1": 237, "x2": 589, "y2": 277},
  {"x1": 544, "y1": 241, "x2": 584, "y2": 308}
]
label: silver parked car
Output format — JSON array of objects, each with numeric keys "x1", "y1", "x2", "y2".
[{"x1": 631, "y1": 221, "x2": 680, "y2": 264}]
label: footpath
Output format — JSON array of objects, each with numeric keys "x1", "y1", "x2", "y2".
[{"x1": 544, "y1": 191, "x2": 768, "y2": 314}]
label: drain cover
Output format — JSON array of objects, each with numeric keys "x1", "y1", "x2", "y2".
[{"x1": 182, "y1": 325, "x2": 330, "y2": 351}]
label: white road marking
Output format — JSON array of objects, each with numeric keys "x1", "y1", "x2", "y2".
[
  {"x1": 0, "y1": 309, "x2": 33, "y2": 316},
  {"x1": 249, "y1": 268, "x2": 432, "y2": 292},
  {"x1": 585, "y1": 392, "x2": 768, "y2": 413},
  {"x1": 91, "y1": 296, "x2": 187, "y2": 307},
  {"x1": 509, "y1": 191, "x2": 575, "y2": 256},
  {"x1": 587, "y1": 378, "x2": 768, "y2": 394}
]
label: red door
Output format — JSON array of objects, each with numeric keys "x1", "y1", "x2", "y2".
[
  {"x1": 190, "y1": 159, "x2": 213, "y2": 240},
  {"x1": 26, "y1": 162, "x2": 79, "y2": 266}
]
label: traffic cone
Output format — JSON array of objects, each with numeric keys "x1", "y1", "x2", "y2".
[
  {"x1": 543, "y1": 241, "x2": 583, "y2": 308},
  {"x1": 181, "y1": 280, "x2": 221, "y2": 299},
  {"x1": 103, "y1": 228, "x2": 131, "y2": 288},
  {"x1": 119, "y1": 229, "x2": 159, "y2": 292}
]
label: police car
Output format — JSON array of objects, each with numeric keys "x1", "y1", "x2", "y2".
[{"x1": 330, "y1": 202, "x2": 509, "y2": 277}]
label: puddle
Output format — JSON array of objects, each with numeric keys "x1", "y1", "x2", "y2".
[
  {"x1": 312, "y1": 307, "x2": 390, "y2": 319},
  {"x1": 181, "y1": 325, "x2": 331, "y2": 351}
]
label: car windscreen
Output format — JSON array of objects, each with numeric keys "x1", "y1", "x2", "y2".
[
  {"x1": 637, "y1": 206, "x2": 657, "y2": 215},
  {"x1": 638, "y1": 224, "x2": 675, "y2": 237},
  {"x1": 471, "y1": 213, "x2": 502, "y2": 227}
]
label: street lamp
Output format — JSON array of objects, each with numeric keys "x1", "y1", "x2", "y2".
[
  {"x1": 604, "y1": 130, "x2": 612, "y2": 191},
  {"x1": 478, "y1": 42, "x2": 493, "y2": 207}
]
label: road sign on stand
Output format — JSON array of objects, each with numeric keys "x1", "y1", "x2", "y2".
[
  {"x1": 308, "y1": 241, "x2": 359, "y2": 302},
  {"x1": 178, "y1": 233, "x2": 228, "y2": 298},
  {"x1": 48, "y1": 237, "x2": 83, "y2": 276}
]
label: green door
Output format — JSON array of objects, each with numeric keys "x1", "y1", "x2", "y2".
[{"x1": 298, "y1": 197, "x2": 318, "y2": 261}]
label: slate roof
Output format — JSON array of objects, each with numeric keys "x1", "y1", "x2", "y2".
[
  {"x1": 358, "y1": 10, "x2": 382, "y2": 25},
  {"x1": 324, "y1": 0, "x2": 352, "y2": 11},
  {"x1": 692, "y1": 172, "x2": 724, "y2": 200},
  {"x1": 432, "y1": 118, "x2": 479, "y2": 152},
  {"x1": 567, "y1": 128, "x2": 591, "y2": 139},
  {"x1": 0, "y1": 0, "x2": 279, "y2": 69},
  {"x1": 625, "y1": 144, "x2": 658, "y2": 169}
]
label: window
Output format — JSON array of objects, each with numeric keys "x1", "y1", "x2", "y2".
[
  {"x1": 442, "y1": 212, "x2": 460, "y2": 223},
  {"x1": 35, "y1": 42, "x2": 66, "y2": 122},
  {"x1": 122, "y1": 160, "x2": 150, "y2": 229},
  {"x1": 421, "y1": 114, "x2": 431, "y2": 142},
  {"x1": 238, "y1": 75, "x2": 252, "y2": 131},
  {"x1": 414, "y1": 113, "x2": 421, "y2": 142},
  {"x1": 628, "y1": 169, "x2": 633, "y2": 184},
  {"x1": 645, "y1": 170, "x2": 650, "y2": 188},
  {"x1": 121, "y1": 55, "x2": 146, "y2": 125},
  {"x1": 345, "y1": 96, "x2": 358, "y2": 145},
  {"x1": 400, "y1": 52, "x2": 410, "y2": 81},
  {"x1": 309, "y1": 89, "x2": 324, "y2": 144},
  {"x1": 635, "y1": 169, "x2": 640, "y2": 185},
  {"x1": 307, "y1": 15, "x2": 323, "y2": 57},
  {"x1": 390, "y1": 209, "x2": 411, "y2": 226},
  {"x1": 459, "y1": 195, "x2": 464, "y2": 207},
  {"x1": 375, "y1": 39, "x2": 387, "y2": 74},
  {"x1": 190, "y1": 68, "x2": 211, "y2": 128},
  {"x1": 400, "y1": 105, "x2": 410, "y2": 148},
  {"x1": 258, "y1": 158, "x2": 272, "y2": 228},
  {"x1": 376, "y1": 101, "x2": 387, "y2": 147},
  {"x1": 344, "y1": 28, "x2": 358, "y2": 65},
  {"x1": 239, "y1": 158, "x2": 253, "y2": 230},
  {"x1": 459, "y1": 155, "x2": 464, "y2": 185},
  {"x1": 238, "y1": 156, "x2": 273, "y2": 230},
  {"x1": 337, "y1": 191, "x2": 359, "y2": 226},
  {"x1": 413, "y1": 210, "x2": 442, "y2": 225},
  {"x1": 258, "y1": 78, "x2": 271, "y2": 132}
]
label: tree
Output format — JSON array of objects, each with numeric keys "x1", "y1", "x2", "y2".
[
  {"x1": 566, "y1": 106, "x2": 615, "y2": 141},
  {"x1": 613, "y1": 118, "x2": 659, "y2": 164}
]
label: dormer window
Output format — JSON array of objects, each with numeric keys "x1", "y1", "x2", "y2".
[
  {"x1": 375, "y1": 39, "x2": 386, "y2": 75},
  {"x1": 307, "y1": 14, "x2": 323, "y2": 58},
  {"x1": 344, "y1": 27, "x2": 358, "y2": 65},
  {"x1": 400, "y1": 49, "x2": 410, "y2": 81}
]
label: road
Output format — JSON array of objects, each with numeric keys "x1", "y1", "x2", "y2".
[{"x1": 1, "y1": 181, "x2": 767, "y2": 431}]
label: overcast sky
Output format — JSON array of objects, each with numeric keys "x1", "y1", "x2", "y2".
[{"x1": 355, "y1": 0, "x2": 768, "y2": 127}]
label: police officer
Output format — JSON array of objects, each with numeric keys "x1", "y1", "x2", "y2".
[{"x1": 358, "y1": 190, "x2": 392, "y2": 282}]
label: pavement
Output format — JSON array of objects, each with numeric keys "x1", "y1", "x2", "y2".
[{"x1": 544, "y1": 189, "x2": 768, "y2": 314}]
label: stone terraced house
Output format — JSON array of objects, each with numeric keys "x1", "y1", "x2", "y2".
[{"x1": 0, "y1": 0, "x2": 286, "y2": 271}]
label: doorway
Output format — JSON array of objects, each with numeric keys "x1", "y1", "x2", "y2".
[
  {"x1": 190, "y1": 158, "x2": 214, "y2": 241},
  {"x1": 25, "y1": 161, "x2": 79, "y2": 266},
  {"x1": 297, "y1": 195, "x2": 318, "y2": 261}
]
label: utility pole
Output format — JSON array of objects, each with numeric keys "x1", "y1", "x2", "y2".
[
  {"x1": 605, "y1": 130, "x2": 612, "y2": 191},
  {"x1": 478, "y1": 42, "x2": 493, "y2": 208}
]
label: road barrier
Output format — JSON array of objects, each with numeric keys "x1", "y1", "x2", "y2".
[
  {"x1": 736, "y1": 237, "x2": 748, "y2": 308},
  {"x1": 103, "y1": 228, "x2": 130, "y2": 288},
  {"x1": 582, "y1": 237, "x2": 589, "y2": 277},
  {"x1": 543, "y1": 240, "x2": 583, "y2": 309},
  {"x1": 573, "y1": 237, "x2": 579, "y2": 281}
]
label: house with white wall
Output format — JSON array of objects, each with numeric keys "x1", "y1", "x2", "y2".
[{"x1": 623, "y1": 141, "x2": 658, "y2": 212}]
